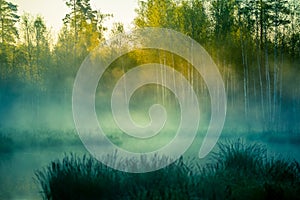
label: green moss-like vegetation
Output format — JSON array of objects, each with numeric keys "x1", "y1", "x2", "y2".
[{"x1": 35, "y1": 140, "x2": 300, "y2": 200}]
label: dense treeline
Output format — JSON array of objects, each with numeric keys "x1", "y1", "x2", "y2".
[
  {"x1": 0, "y1": 0, "x2": 299, "y2": 131},
  {"x1": 0, "y1": 0, "x2": 112, "y2": 128},
  {"x1": 134, "y1": 0, "x2": 300, "y2": 131}
]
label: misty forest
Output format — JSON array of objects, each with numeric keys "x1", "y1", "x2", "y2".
[{"x1": 1, "y1": 0, "x2": 300, "y2": 199}]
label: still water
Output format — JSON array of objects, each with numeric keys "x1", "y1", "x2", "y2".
[{"x1": 0, "y1": 145, "x2": 87, "y2": 200}]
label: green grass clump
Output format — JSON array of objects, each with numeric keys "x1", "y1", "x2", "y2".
[
  {"x1": 198, "y1": 140, "x2": 300, "y2": 200},
  {"x1": 213, "y1": 139, "x2": 266, "y2": 175},
  {"x1": 124, "y1": 157, "x2": 193, "y2": 200},
  {"x1": 35, "y1": 153, "x2": 122, "y2": 200},
  {"x1": 35, "y1": 140, "x2": 300, "y2": 200},
  {"x1": 35, "y1": 153, "x2": 194, "y2": 200}
]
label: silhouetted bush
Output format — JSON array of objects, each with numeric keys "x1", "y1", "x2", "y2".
[
  {"x1": 35, "y1": 153, "x2": 123, "y2": 200},
  {"x1": 35, "y1": 140, "x2": 300, "y2": 200},
  {"x1": 197, "y1": 140, "x2": 300, "y2": 200}
]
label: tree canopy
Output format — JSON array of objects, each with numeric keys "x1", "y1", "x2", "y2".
[{"x1": 0, "y1": 0, "x2": 299, "y2": 131}]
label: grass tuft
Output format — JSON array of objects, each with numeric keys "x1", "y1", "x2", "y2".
[{"x1": 35, "y1": 140, "x2": 300, "y2": 200}]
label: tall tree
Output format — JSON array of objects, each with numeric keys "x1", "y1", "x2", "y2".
[
  {"x1": 19, "y1": 14, "x2": 51, "y2": 84},
  {"x1": 0, "y1": 0, "x2": 19, "y2": 44},
  {"x1": 288, "y1": 0, "x2": 300, "y2": 58},
  {"x1": 20, "y1": 14, "x2": 34, "y2": 81},
  {"x1": 63, "y1": 0, "x2": 110, "y2": 55},
  {"x1": 236, "y1": 0, "x2": 254, "y2": 119},
  {"x1": 50, "y1": 0, "x2": 110, "y2": 110},
  {"x1": 270, "y1": 0, "x2": 290, "y2": 123},
  {"x1": 0, "y1": 0, "x2": 19, "y2": 80},
  {"x1": 134, "y1": 0, "x2": 176, "y2": 28},
  {"x1": 177, "y1": 0, "x2": 209, "y2": 44}
]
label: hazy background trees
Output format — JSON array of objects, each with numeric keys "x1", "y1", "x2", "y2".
[
  {"x1": 0, "y1": 0, "x2": 299, "y2": 132},
  {"x1": 134, "y1": 0, "x2": 300, "y2": 131}
]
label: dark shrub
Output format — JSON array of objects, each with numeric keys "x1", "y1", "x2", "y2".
[
  {"x1": 35, "y1": 153, "x2": 123, "y2": 200},
  {"x1": 35, "y1": 140, "x2": 300, "y2": 200},
  {"x1": 198, "y1": 140, "x2": 300, "y2": 200}
]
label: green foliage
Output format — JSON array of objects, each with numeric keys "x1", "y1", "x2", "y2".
[
  {"x1": 19, "y1": 13, "x2": 51, "y2": 85},
  {"x1": 0, "y1": 0, "x2": 19, "y2": 44},
  {"x1": 35, "y1": 140, "x2": 300, "y2": 200},
  {"x1": 0, "y1": 0, "x2": 300, "y2": 131},
  {"x1": 211, "y1": 0, "x2": 236, "y2": 39},
  {"x1": 133, "y1": 0, "x2": 300, "y2": 130},
  {"x1": 134, "y1": 0, "x2": 210, "y2": 44},
  {"x1": 62, "y1": 0, "x2": 111, "y2": 52},
  {"x1": 0, "y1": 0, "x2": 19, "y2": 82}
]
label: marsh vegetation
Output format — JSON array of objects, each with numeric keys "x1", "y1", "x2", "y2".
[
  {"x1": 35, "y1": 141, "x2": 300, "y2": 200},
  {"x1": 1, "y1": 0, "x2": 300, "y2": 199}
]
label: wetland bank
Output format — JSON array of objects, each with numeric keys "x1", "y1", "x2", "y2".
[{"x1": 1, "y1": 0, "x2": 300, "y2": 199}]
